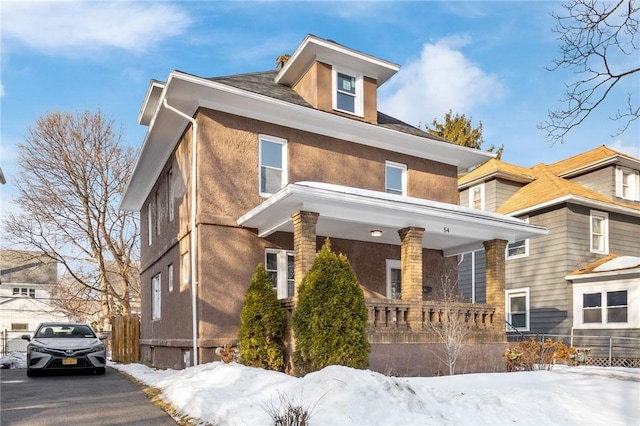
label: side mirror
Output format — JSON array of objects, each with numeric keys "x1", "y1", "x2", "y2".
[
  {"x1": 21, "y1": 334, "x2": 31, "y2": 341},
  {"x1": 98, "y1": 334, "x2": 108, "y2": 341}
]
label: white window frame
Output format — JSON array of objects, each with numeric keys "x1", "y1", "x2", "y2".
[
  {"x1": 168, "y1": 168, "x2": 175, "y2": 222},
  {"x1": 615, "y1": 166, "x2": 640, "y2": 201},
  {"x1": 152, "y1": 273, "x2": 161, "y2": 320},
  {"x1": 258, "y1": 135, "x2": 288, "y2": 197},
  {"x1": 265, "y1": 249, "x2": 295, "y2": 299},
  {"x1": 590, "y1": 210, "x2": 609, "y2": 254},
  {"x1": 168, "y1": 263, "x2": 174, "y2": 293},
  {"x1": 155, "y1": 190, "x2": 161, "y2": 236},
  {"x1": 332, "y1": 66, "x2": 364, "y2": 116},
  {"x1": 505, "y1": 287, "x2": 530, "y2": 332},
  {"x1": 385, "y1": 259, "x2": 402, "y2": 300},
  {"x1": 12, "y1": 287, "x2": 35, "y2": 298},
  {"x1": 469, "y1": 184, "x2": 485, "y2": 210},
  {"x1": 147, "y1": 203, "x2": 153, "y2": 246},
  {"x1": 573, "y1": 280, "x2": 636, "y2": 329},
  {"x1": 182, "y1": 252, "x2": 190, "y2": 286},
  {"x1": 385, "y1": 161, "x2": 407, "y2": 196},
  {"x1": 507, "y1": 218, "x2": 529, "y2": 259}
]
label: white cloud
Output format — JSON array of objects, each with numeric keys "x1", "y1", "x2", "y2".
[
  {"x1": 378, "y1": 36, "x2": 506, "y2": 128},
  {"x1": 0, "y1": 82, "x2": 4, "y2": 97},
  {"x1": 1, "y1": 0, "x2": 192, "y2": 54},
  {"x1": 608, "y1": 139, "x2": 640, "y2": 159}
]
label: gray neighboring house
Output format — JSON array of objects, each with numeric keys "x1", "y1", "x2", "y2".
[{"x1": 457, "y1": 146, "x2": 640, "y2": 350}]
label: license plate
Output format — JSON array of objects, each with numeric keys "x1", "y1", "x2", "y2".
[{"x1": 62, "y1": 358, "x2": 77, "y2": 365}]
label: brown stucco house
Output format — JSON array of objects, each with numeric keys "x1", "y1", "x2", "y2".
[{"x1": 120, "y1": 34, "x2": 547, "y2": 374}]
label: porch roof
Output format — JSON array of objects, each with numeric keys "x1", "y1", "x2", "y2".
[{"x1": 237, "y1": 182, "x2": 548, "y2": 257}]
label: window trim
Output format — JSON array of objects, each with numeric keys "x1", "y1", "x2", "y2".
[
  {"x1": 152, "y1": 273, "x2": 161, "y2": 320},
  {"x1": 573, "y1": 282, "x2": 633, "y2": 329},
  {"x1": 258, "y1": 134, "x2": 288, "y2": 197},
  {"x1": 168, "y1": 168, "x2": 175, "y2": 222},
  {"x1": 469, "y1": 183, "x2": 485, "y2": 210},
  {"x1": 155, "y1": 189, "x2": 161, "y2": 236},
  {"x1": 168, "y1": 263, "x2": 174, "y2": 293},
  {"x1": 332, "y1": 66, "x2": 364, "y2": 117},
  {"x1": 505, "y1": 287, "x2": 530, "y2": 332},
  {"x1": 147, "y1": 203, "x2": 153, "y2": 246},
  {"x1": 265, "y1": 249, "x2": 295, "y2": 299},
  {"x1": 385, "y1": 259, "x2": 402, "y2": 300},
  {"x1": 589, "y1": 210, "x2": 609, "y2": 254},
  {"x1": 616, "y1": 166, "x2": 640, "y2": 201},
  {"x1": 507, "y1": 218, "x2": 529, "y2": 259},
  {"x1": 385, "y1": 161, "x2": 407, "y2": 196},
  {"x1": 182, "y1": 252, "x2": 190, "y2": 286}
]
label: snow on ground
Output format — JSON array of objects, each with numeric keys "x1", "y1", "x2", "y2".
[
  {"x1": 108, "y1": 360, "x2": 640, "y2": 426},
  {"x1": 2, "y1": 350, "x2": 637, "y2": 425}
]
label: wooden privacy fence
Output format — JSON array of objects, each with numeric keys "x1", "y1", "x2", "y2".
[{"x1": 110, "y1": 314, "x2": 140, "y2": 362}]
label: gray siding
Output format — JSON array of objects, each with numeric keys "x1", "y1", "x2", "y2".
[
  {"x1": 568, "y1": 166, "x2": 615, "y2": 198},
  {"x1": 494, "y1": 178, "x2": 524, "y2": 208},
  {"x1": 458, "y1": 250, "x2": 486, "y2": 303}
]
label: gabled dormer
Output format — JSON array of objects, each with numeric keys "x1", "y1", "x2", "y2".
[{"x1": 274, "y1": 34, "x2": 399, "y2": 124}]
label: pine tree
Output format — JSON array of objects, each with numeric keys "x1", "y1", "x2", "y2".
[
  {"x1": 292, "y1": 239, "x2": 370, "y2": 375},
  {"x1": 238, "y1": 263, "x2": 286, "y2": 371}
]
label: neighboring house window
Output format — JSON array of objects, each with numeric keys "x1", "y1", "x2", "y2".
[
  {"x1": 469, "y1": 184, "x2": 485, "y2": 210},
  {"x1": 11, "y1": 323, "x2": 28, "y2": 331},
  {"x1": 590, "y1": 210, "x2": 609, "y2": 254},
  {"x1": 168, "y1": 263, "x2": 174, "y2": 293},
  {"x1": 155, "y1": 190, "x2": 161, "y2": 236},
  {"x1": 505, "y1": 288, "x2": 529, "y2": 332},
  {"x1": 385, "y1": 161, "x2": 407, "y2": 196},
  {"x1": 507, "y1": 218, "x2": 529, "y2": 259},
  {"x1": 265, "y1": 249, "x2": 294, "y2": 299},
  {"x1": 615, "y1": 166, "x2": 640, "y2": 201},
  {"x1": 13, "y1": 287, "x2": 35, "y2": 298},
  {"x1": 168, "y1": 168, "x2": 175, "y2": 222},
  {"x1": 332, "y1": 67, "x2": 363, "y2": 116},
  {"x1": 386, "y1": 259, "x2": 402, "y2": 299},
  {"x1": 147, "y1": 203, "x2": 153, "y2": 246},
  {"x1": 152, "y1": 273, "x2": 161, "y2": 320},
  {"x1": 259, "y1": 135, "x2": 288, "y2": 196},
  {"x1": 581, "y1": 290, "x2": 628, "y2": 325},
  {"x1": 182, "y1": 252, "x2": 190, "y2": 286}
]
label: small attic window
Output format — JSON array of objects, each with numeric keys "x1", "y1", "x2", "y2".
[{"x1": 333, "y1": 67, "x2": 363, "y2": 116}]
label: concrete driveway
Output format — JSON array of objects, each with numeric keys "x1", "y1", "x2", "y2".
[{"x1": 0, "y1": 367, "x2": 178, "y2": 425}]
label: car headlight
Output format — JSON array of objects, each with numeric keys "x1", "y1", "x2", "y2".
[
  {"x1": 30, "y1": 346, "x2": 49, "y2": 353},
  {"x1": 89, "y1": 344, "x2": 105, "y2": 353}
]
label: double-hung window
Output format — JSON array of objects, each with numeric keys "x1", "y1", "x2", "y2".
[
  {"x1": 469, "y1": 184, "x2": 485, "y2": 210},
  {"x1": 386, "y1": 260, "x2": 402, "y2": 300},
  {"x1": 505, "y1": 288, "x2": 529, "y2": 331},
  {"x1": 152, "y1": 273, "x2": 161, "y2": 320},
  {"x1": 265, "y1": 249, "x2": 295, "y2": 299},
  {"x1": 182, "y1": 252, "x2": 190, "y2": 288},
  {"x1": 615, "y1": 166, "x2": 640, "y2": 201},
  {"x1": 385, "y1": 161, "x2": 407, "y2": 195},
  {"x1": 168, "y1": 263, "x2": 174, "y2": 293},
  {"x1": 507, "y1": 218, "x2": 529, "y2": 259},
  {"x1": 259, "y1": 135, "x2": 287, "y2": 196},
  {"x1": 581, "y1": 290, "x2": 628, "y2": 325},
  {"x1": 13, "y1": 287, "x2": 35, "y2": 298},
  {"x1": 333, "y1": 67, "x2": 363, "y2": 116},
  {"x1": 590, "y1": 210, "x2": 609, "y2": 254}
]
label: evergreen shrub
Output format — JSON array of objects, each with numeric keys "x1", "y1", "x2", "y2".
[{"x1": 238, "y1": 263, "x2": 286, "y2": 371}]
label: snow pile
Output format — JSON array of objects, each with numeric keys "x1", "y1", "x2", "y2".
[
  {"x1": 111, "y1": 361, "x2": 640, "y2": 426},
  {"x1": 0, "y1": 352, "x2": 27, "y2": 369}
]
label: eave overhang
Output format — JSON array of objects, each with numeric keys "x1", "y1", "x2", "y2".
[
  {"x1": 275, "y1": 34, "x2": 400, "y2": 87},
  {"x1": 120, "y1": 71, "x2": 493, "y2": 212},
  {"x1": 500, "y1": 194, "x2": 640, "y2": 218},
  {"x1": 237, "y1": 182, "x2": 548, "y2": 257}
]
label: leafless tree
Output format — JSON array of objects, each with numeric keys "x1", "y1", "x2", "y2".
[
  {"x1": 4, "y1": 110, "x2": 140, "y2": 329},
  {"x1": 430, "y1": 270, "x2": 475, "y2": 375},
  {"x1": 540, "y1": 0, "x2": 639, "y2": 144}
]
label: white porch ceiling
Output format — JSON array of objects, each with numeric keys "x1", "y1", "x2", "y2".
[{"x1": 238, "y1": 182, "x2": 549, "y2": 257}]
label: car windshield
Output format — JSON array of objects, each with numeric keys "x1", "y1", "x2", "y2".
[{"x1": 35, "y1": 325, "x2": 96, "y2": 338}]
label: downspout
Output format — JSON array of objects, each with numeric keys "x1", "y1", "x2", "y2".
[{"x1": 162, "y1": 98, "x2": 199, "y2": 367}]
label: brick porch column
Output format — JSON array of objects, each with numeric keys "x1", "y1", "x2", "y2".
[
  {"x1": 398, "y1": 227, "x2": 425, "y2": 330},
  {"x1": 483, "y1": 239, "x2": 508, "y2": 341},
  {"x1": 291, "y1": 210, "x2": 319, "y2": 305}
]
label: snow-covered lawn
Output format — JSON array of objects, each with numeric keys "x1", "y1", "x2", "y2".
[{"x1": 3, "y1": 351, "x2": 638, "y2": 425}]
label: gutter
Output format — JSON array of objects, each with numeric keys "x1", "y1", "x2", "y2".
[{"x1": 162, "y1": 99, "x2": 199, "y2": 367}]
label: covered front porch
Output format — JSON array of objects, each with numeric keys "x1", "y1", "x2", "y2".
[{"x1": 239, "y1": 182, "x2": 548, "y2": 342}]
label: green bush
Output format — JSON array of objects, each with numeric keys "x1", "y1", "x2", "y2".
[
  {"x1": 238, "y1": 263, "x2": 286, "y2": 371},
  {"x1": 292, "y1": 239, "x2": 370, "y2": 375}
]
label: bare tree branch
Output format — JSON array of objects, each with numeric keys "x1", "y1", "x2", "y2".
[{"x1": 540, "y1": 0, "x2": 639, "y2": 144}]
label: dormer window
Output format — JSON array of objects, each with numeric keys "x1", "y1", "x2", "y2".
[{"x1": 333, "y1": 67, "x2": 363, "y2": 116}]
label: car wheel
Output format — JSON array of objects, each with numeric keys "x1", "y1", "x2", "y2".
[{"x1": 26, "y1": 369, "x2": 37, "y2": 377}]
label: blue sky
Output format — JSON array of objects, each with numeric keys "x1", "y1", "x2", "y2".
[{"x1": 1, "y1": 1, "x2": 639, "y2": 211}]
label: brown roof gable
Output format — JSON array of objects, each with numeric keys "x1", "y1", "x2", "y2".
[
  {"x1": 458, "y1": 158, "x2": 534, "y2": 187},
  {"x1": 548, "y1": 145, "x2": 639, "y2": 176}
]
